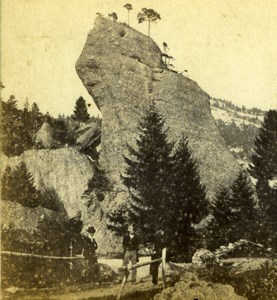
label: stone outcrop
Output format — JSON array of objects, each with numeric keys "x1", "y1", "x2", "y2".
[
  {"x1": 34, "y1": 122, "x2": 59, "y2": 149},
  {"x1": 2, "y1": 148, "x2": 93, "y2": 218},
  {"x1": 76, "y1": 17, "x2": 240, "y2": 206},
  {"x1": 76, "y1": 120, "x2": 101, "y2": 150},
  {"x1": 1, "y1": 201, "x2": 58, "y2": 234}
]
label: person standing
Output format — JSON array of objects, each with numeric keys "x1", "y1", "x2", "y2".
[
  {"x1": 150, "y1": 230, "x2": 166, "y2": 285},
  {"x1": 121, "y1": 225, "x2": 140, "y2": 283},
  {"x1": 81, "y1": 226, "x2": 101, "y2": 283}
]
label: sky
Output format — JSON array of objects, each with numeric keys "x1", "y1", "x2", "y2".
[{"x1": 1, "y1": 0, "x2": 277, "y2": 116}]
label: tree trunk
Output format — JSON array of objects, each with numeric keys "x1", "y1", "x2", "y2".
[{"x1": 148, "y1": 20, "x2": 150, "y2": 36}]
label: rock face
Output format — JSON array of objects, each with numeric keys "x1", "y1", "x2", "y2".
[
  {"x1": 1, "y1": 201, "x2": 58, "y2": 233},
  {"x1": 76, "y1": 17, "x2": 240, "y2": 205},
  {"x1": 2, "y1": 148, "x2": 93, "y2": 218}
]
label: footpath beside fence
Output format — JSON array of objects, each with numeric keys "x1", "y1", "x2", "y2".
[
  {"x1": 1, "y1": 248, "x2": 168, "y2": 295},
  {"x1": 117, "y1": 248, "x2": 167, "y2": 300}
]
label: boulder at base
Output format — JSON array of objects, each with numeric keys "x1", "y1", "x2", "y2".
[{"x1": 154, "y1": 272, "x2": 246, "y2": 300}]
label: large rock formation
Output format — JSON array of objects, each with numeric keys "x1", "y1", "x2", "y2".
[
  {"x1": 1, "y1": 148, "x2": 93, "y2": 218},
  {"x1": 76, "y1": 17, "x2": 240, "y2": 205}
]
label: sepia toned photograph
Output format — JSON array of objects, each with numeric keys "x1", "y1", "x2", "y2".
[{"x1": 1, "y1": 1, "x2": 276, "y2": 299}]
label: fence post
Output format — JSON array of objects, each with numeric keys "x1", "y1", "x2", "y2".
[
  {"x1": 69, "y1": 240, "x2": 73, "y2": 271},
  {"x1": 117, "y1": 269, "x2": 129, "y2": 300},
  {"x1": 161, "y1": 248, "x2": 166, "y2": 288}
]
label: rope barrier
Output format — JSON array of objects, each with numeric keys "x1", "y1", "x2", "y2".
[{"x1": 1, "y1": 250, "x2": 84, "y2": 260}]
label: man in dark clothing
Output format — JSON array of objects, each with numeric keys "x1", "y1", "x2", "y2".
[
  {"x1": 82, "y1": 226, "x2": 101, "y2": 283},
  {"x1": 121, "y1": 225, "x2": 140, "y2": 283},
  {"x1": 150, "y1": 230, "x2": 166, "y2": 285}
]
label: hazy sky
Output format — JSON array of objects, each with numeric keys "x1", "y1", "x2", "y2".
[{"x1": 1, "y1": 0, "x2": 277, "y2": 116}]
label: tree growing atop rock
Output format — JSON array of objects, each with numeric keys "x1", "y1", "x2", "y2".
[
  {"x1": 137, "y1": 8, "x2": 161, "y2": 36},
  {"x1": 108, "y1": 12, "x2": 118, "y2": 22},
  {"x1": 73, "y1": 96, "x2": 90, "y2": 123},
  {"x1": 123, "y1": 3, "x2": 133, "y2": 26}
]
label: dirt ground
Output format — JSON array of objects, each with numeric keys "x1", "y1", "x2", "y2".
[
  {"x1": 2, "y1": 257, "x2": 164, "y2": 300},
  {"x1": 3, "y1": 278, "x2": 163, "y2": 300}
]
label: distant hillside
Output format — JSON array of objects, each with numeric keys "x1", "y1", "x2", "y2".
[{"x1": 210, "y1": 98, "x2": 265, "y2": 161}]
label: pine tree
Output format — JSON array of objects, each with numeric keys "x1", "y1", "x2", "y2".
[
  {"x1": 30, "y1": 102, "x2": 43, "y2": 135},
  {"x1": 123, "y1": 3, "x2": 133, "y2": 26},
  {"x1": 207, "y1": 187, "x2": 235, "y2": 250},
  {"x1": 87, "y1": 168, "x2": 111, "y2": 202},
  {"x1": 1, "y1": 97, "x2": 32, "y2": 156},
  {"x1": 122, "y1": 103, "x2": 174, "y2": 241},
  {"x1": 137, "y1": 8, "x2": 161, "y2": 36},
  {"x1": 229, "y1": 170, "x2": 257, "y2": 242},
  {"x1": 251, "y1": 110, "x2": 277, "y2": 181},
  {"x1": 1, "y1": 166, "x2": 16, "y2": 201},
  {"x1": 250, "y1": 110, "x2": 277, "y2": 249},
  {"x1": 12, "y1": 162, "x2": 40, "y2": 207},
  {"x1": 168, "y1": 135, "x2": 208, "y2": 260},
  {"x1": 73, "y1": 97, "x2": 90, "y2": 123}
]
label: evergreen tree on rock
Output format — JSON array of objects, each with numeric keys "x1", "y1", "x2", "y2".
[
  {"x1": 123, "y1": 3, "x2": 132, "y2": 26},
  {"x1": 73, "y1": 97, "x2": 90, "y2": 123},
  {"x1": 122, "y1": 103, "x2": 174, "y2": 241},
  {"x1": 168, "y1": 135, "x2": 208, "y2": 261},
  {"x1": 137, "y1": 8, "x2": 161, "y2": 36}
]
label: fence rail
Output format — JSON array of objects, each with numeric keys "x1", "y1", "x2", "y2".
[
  {"x1": 1, "y1": 250, "x2": 84, "y2": 260},
  {"x1": 117, "y1": 248, "x2": 167, "y2": 300}
]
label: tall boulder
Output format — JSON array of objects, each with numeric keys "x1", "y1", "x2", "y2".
[
  {"x1": 76, "y1": 17, "x2": 240, "y2": 206},
  {"x1": 34, "y1": 122, "x2": 58, "y2": 149}
]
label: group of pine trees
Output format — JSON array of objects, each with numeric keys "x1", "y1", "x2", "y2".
[
  {"x1": 1, "y1": 95, "x2": 94, "y2": 157},
  {"x1": 1, "y1": 162, "x2": 63, "y2": 211},
  {"x1": 108, "y1": 104, "x2": 208, "y2": 261},
  {"x1": 107, "y1": 4, "x2": 161, "y2": 37},
  {"x1": 108, "y1": 104, "x2": 277, "y2": 261},
  {"x1": 216, "y1": 119, "x2": 260, "y2": 159},
  {"x1": 210, "y1": 110, "x2": 277, "y2": 251}
]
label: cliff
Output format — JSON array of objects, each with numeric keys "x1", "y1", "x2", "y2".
[{"x1": 76, "y1": 17, "x2": 240, "y2": 205}]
